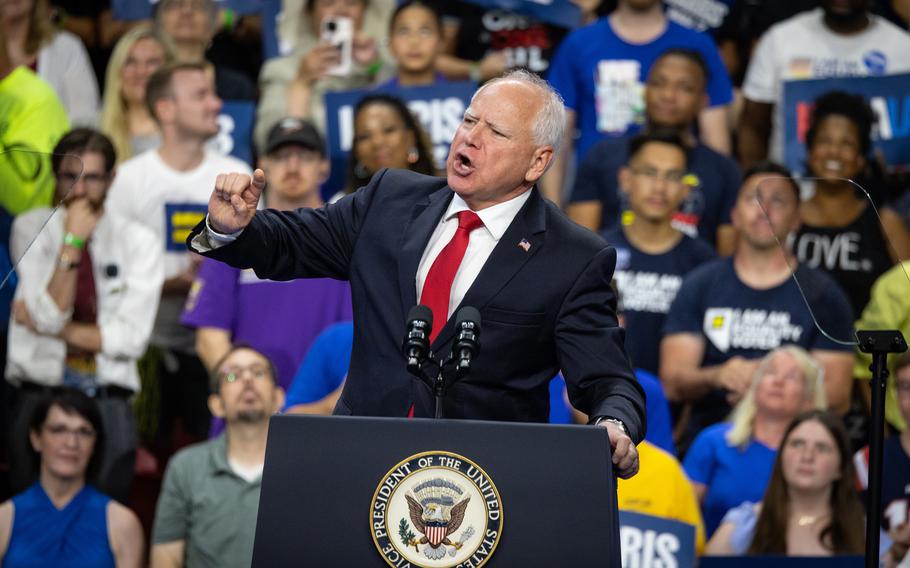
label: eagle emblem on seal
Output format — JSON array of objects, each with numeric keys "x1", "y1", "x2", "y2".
[{"x1": 403, "y1": 478, "x2": 473, "y2": 560}]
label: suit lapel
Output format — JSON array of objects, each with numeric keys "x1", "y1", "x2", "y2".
[
  {"x1": 432, "y1": 188, "x2": 548, "y2": 348},
  {"x1": 397, "y1": 186, "x2": 455, "y2": 323}
]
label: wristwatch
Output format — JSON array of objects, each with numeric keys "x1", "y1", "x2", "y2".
[
  {"x1": 58, "y1": 250, "x2": 81, "y2": 270},
  {"x1": 593, "y1": 416, "x2": 628, "y2": 436}
]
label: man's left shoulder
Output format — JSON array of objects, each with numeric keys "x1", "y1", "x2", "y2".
[{"x1": 542, "y1": 198, "x2": 610, "y2": 255}]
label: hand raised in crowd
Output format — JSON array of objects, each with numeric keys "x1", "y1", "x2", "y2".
[
  {"x1": 64, "y1": 198, "x2": 102, "y2": 242},
  {"x1": 598, "y1": 420, "x2": 639, "y2": 479},
  {"x1": 717, "y1": 356, "x2": 759, "y2": 405},
  {"x1": 352, "y1": 32, "x2": 377, "y2": 66},
  {"x1": 209, "y1": 169, "x2": 266, "y2": 234},
  {"x1": 294, "y1": 43, "x2": 342, "y2": 84}
]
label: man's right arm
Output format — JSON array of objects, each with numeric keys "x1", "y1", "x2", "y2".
[
  {"x1": 188, "y1": 167, "x2": 387, "y2": 282},
  {"x1": 660, "y1": 333, "x2": 756, "y2": 403},
  {"x1": 195, "y1": 327, "x2": 231, "y2": 372}
]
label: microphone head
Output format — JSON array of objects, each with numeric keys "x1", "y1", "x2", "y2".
[
  {"x1": 408, "y1": 304, "x2": 433, "y2": 327},
  {"x1": 455, "y1": 306, "x2": 481, "y2": 329}
]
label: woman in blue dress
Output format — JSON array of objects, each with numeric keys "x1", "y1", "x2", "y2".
[{"x1": 0, "y1": 388, "x2": 144, "y2": 567}]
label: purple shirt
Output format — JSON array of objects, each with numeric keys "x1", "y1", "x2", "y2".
[{"x1": 181, "y1": 258, "x2": 353, "y2": 388}]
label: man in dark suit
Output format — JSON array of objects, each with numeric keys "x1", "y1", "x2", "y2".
[{"x1": 188, "y1": 70, "x2": 645, "y2": 478}]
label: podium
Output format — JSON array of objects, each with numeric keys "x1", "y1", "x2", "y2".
[{"x1": 252, "y1": 414, "x2": 622, "y2": 567}]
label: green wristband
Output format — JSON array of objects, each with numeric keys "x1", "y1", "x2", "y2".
[
  {"x1": 63, "y1": 233, "x2": 86, "y2": 249},
  {"x1": 366, "y1": 59, "x2": 383, "y2": 77},
  {"x1": 222, "y1": 8, "x2": 236, "y2": 31}
]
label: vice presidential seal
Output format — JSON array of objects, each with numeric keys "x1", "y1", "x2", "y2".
[{"x1": 370, "y1": 451, "x2": 503, "y2": 568}]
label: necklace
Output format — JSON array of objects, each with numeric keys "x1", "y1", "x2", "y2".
[{"x1": 797, "y1": 515, "x2": 825, "y2": 527}]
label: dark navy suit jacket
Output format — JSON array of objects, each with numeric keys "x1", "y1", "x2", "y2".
[{"x1": 188, "y1": 168, "x2": 646, "y2": 442}]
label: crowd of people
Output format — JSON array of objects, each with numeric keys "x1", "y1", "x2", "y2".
[{"x1": 1, "y1": 0, "x2": 910, "y2": 565}]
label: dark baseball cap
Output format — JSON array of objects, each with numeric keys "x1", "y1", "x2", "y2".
[{"x1": 264, "y1": 117, "x2": 326, "y2": 156}]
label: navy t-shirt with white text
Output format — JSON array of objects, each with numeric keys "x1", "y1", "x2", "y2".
[{"x1": 604, "y1": 226, "x2": 715, "y2": 375}]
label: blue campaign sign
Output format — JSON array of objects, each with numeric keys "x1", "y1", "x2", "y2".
[
  {"x1": 323, "y1": 82, "x2": 477, "y2": 196},
  {"x1": 783, "y1": 73, "x2": 910, "y2": 174},
  {"x1": 210, "y1": 100, "x2": 255, "y2": 165},
  {"x1": 260, "y1": 0, "x2": 282, "y2": 61},
  {"x1": 619, "y1": 511, "x2": 696, "y2": 568},
  {"x1": 113, "y1": 0, "x2": 261, "y2": 22},
  {"x1": 460, "y1": 0, "x2": 582, "y2": 29},
  {"x1": 164, "y1": 203, "x2": 208, "y2": 251}
]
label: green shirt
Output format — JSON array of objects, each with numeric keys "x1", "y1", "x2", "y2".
[
  {"x1": 854, "y1": 261, "x2": 910, "y2": 431},
  {"x1": 0, "y1": 66, "x2": 70, "y2": 215},
  {"x1": 152, "y1": 433, "x2": 263, "y2": 568}
]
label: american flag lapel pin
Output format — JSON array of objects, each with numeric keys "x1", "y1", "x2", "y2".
[{"x1": 518, "y1": 238, "x2": 531, "y2": 252}]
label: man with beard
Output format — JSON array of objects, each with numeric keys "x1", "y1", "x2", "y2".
[
  {"x1": 106, "y1": 61, "x2": 251, "y2": 457},
  {"x1": 738, "y1": 0, "x2": 910, "y2": 167},
  {"x1": 151, "y1": 345, "x2": 285, "y2": 568},
  {"x1": 182, "y1": 118, "x2": 352, "y2": 391},
  {"x1": 6, "y1": 129, "x2": 164, "y2": 500},
  {"x1": 660, "y1": 163, "x2": 854, "y2": 453}
]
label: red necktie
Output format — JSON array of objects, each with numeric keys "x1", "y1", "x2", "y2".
[{"x1": 420, "y1": 210, "x2": 484, "y2": 343}]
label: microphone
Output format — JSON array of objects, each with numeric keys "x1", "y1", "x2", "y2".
[
  {"x1": 402, "y1": 305, "x2": 433, "y2": 374},
  {"x1": 452, "y1": 306, "x2": 481, "y2": 374}
]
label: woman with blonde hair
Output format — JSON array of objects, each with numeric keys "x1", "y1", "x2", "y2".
[
  {"x1": 99, "y1": 26, "x2": 172, "y2": 163},
  {"x1": 683, "y1": 345, "x2": 827, "y2": 537},
  {"x1": 1, "y1": 0, "x2": 99, "y2": 125}
]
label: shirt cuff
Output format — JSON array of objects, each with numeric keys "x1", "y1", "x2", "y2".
[{"x1": 205, "y1": 216, "x2": 243, "y2": 245}]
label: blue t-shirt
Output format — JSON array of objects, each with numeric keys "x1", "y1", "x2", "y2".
[
  {"x1": 663, "y1": 258, "x2": 854, "y2": 444},
  {"x1": 683, "y1": 423, "x2": 776, "y2": 537},
  {"x1": 636, "y1": 369, "x2": 676, "y2": 454},
  {"x1": 547, "y1": 18, "x2": 733, "y2": 163},
  {"x1": 5, "y1": 483, "x2": 115, "y2": 568},
  {"x1": 284, "y1": 321, "x2": 354, "y2": 409},
  {"x1": 573, "y1": 136, "x2": 741, "y2": 245},
  {"x1": 604, "y1": 226, "x2": 716, "y2": 375}
]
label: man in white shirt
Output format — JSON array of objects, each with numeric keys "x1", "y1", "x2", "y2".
[
  {"x1": 738, "y1": 0, "x2": 910, "y2": 167},
  {"x1": 106, "y1": 61, "x2": 252, "y2": 456},
  {"x1": 190, "y1": 69, "x2": 645, "y2": 481},
  {"x1": 6, "y1": 129, "x2": 163, "y2": 500}
]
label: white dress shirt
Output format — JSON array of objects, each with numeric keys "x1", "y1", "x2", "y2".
[
  {"x1": 6, "y1": 207, "x2": 164, "y2": 392},
  {"x1": 415, "y1": 191, "x2": 531, "y2": 320}
]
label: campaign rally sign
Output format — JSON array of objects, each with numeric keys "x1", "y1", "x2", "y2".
[
  {"x1": 260, "y1": 0, "x2": 283, "y2": 61},
  {"x1": 619, "y1": 511, "x2": 696, "y2": 568},
  {"x1": 783, "y1": 73, "x2": 910, "y2": 174},
  {"x1": 323, "y1": 82, "x2": 477, "y2": 197},
  {"x1": 113, "y1": 0, "x2": 261, "y2": 22},
  {"x1": 460, "y1": 0, "x2": 582, "y2": 29},
  {"x1": 209, "y1": 100, "x2": 255, "y2": 165}
]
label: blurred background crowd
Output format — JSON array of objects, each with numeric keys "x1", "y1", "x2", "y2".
[{"x1": 1, "y1": 0, "x2": 910, "y2": 565}]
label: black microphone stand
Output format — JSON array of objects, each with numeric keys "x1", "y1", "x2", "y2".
[{"x1": 857, "y1": 330, "x2": 907, "y2": 568}]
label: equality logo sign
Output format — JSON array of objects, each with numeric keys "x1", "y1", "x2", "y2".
[{"x1": 783, "y1": 73, "x2": 910, "y2": 174}]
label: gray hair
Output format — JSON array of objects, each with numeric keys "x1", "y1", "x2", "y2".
[{"x1": 471, "y1": 69, "x2": 567, "y2": 157}]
